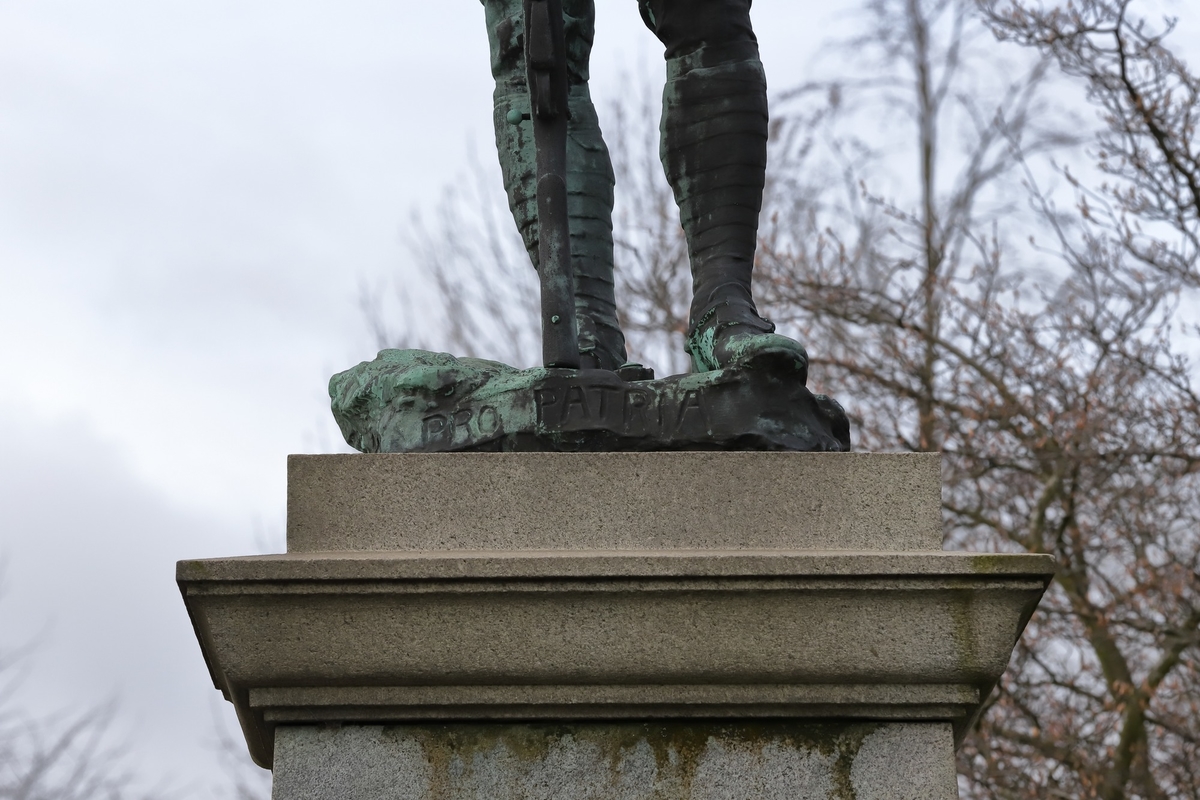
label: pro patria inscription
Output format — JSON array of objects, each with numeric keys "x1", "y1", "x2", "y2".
[{"x1": 406, "y1": 366, "x2": 847, "y2": 453}]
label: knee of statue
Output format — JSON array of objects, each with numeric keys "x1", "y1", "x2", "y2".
[
  {"x1": 486, "y1": 0, "x2": 596, "y2": 85},
  {"x1": 483, "y1": 0, "x2": 526, "y2": 78},
  {"x1": 638, "y1": 0, "x2": 757, "y2": 56},
  {"x1": 561, "y1": 1, "x2": 598, "y2": 85}
]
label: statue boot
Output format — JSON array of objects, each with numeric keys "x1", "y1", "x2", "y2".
[
  {"x1": 484, "y1": 0, "x2": 640, "y2": 374},
  {"x1": 657, "y1": 40, "x2": 809, "y2": 380}
]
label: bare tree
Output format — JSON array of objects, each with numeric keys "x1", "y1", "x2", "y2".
[
  {"x1": 983, "y1": 0, "x2": 1200, "y2": 288},
  {"x1": 959, "y1": 2, "x2": 1200, "y2": 797},
  {"x1": 757, "y1": 0, "x2": 1072, "y2": 444},
  {"x1": 359, "y1": 146, "x2": 541, "y2": 366},
  {"x1": 372, "y1": 1, "x2": 1200, "y2": 797},
  {"x1": 757, "y1": 0, "x2": 1200, "y2": 796},
  {"x1": 0, "y1": 586, "x2": 157, "y2": 800},
  {"x1": 604, "y1": 75, "x2": 693, "y2": 377},
  {"x1": 206, "y1": 706, "x2": 269, "y2": 800},
  {"x1": 0, "y1": 704, "x2": 130, "y2": 800},
  {"x1": 361, "y1": 77, "x2": 695, "y2": 376}
]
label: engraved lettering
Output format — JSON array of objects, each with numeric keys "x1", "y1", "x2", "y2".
[
  {"x1": 477, "y1": 406, "x2": 499, "y2": 435},
  {"x1": 453, "y1": 409, "x2": 473, "y2": 432},
  {"x1": 422, "y1": 414, "x2": 450, "y2": 444},
  {"x1": 589, "y1": 384, "x2": 622, "y2": 421},
  {"x1": 561, "y1": 383, "x2": 592, "y2": 425},
  {"x1": 676, "y1": 389, "x2": 708, "y2": 432},
  {"x1": 534, "y1": 388, "x2": 559, "y2": 425},
  {"x1": 623, "y1": 389, "x2": 652, "y2": 434}
]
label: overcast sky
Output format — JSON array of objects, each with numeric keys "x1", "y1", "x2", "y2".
[
  {"x1": 0, "y1": 2, "x2": 838, "y2": 794},
  {"x1": 1, "y1": 0, "x2": 1196, "y2": 796}
]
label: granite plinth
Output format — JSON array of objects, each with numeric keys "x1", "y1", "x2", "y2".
[
  {"x1": 180, "y1": 551, "x2": 1052, "y2": 768},
  {"x1": 178, "y1": 451, "x2": 1054, "y2": 798},
  {"x1": 271, "y1": 722, "x2": 959, "y2": 800},
  {"x1": 286, "y1": 452, "x2": 942, "y2": 552}
]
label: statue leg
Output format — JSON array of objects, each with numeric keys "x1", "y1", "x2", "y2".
[
  {"x1": 483, "y1": 0, "x2": 629, "y2": 370},
  {"x1": 640, "y1": 0, "x2": 808, "y2": 378}
]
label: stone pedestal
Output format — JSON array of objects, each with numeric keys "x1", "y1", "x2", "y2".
[
  {"x1": 178, "y1": 453, "x2": 1054, "y2": 799},
  {"x1": 272, "y1": 722, "x2": 957, "y2": 800}
]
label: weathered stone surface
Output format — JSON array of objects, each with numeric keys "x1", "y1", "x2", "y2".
[
  {"x1": 271, "y1": 722, "x2": 959, "y2": 800},
  {"x1": 328, "y1": 350, "x2": 850, "y2": 453},
  {"x1": 179, "y1": 450, "x2": 1053, "y2": 797},
  {"x1": 286, "y1": 452, "x2": 943, "y2": 552},
  {"x1": 178, "y1": 549, "x2": 1054, "y2": 768},
  {"x1": 182, "y1": 550, "x2": 1058, "y2": 582}
]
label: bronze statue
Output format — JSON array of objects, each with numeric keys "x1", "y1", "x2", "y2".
[
  {"x1": 483, "y1": 0, "x2": 809, "y2": 378},
  {"x1": 328, "y1": 0, "x2": 850, "y2": 453}
]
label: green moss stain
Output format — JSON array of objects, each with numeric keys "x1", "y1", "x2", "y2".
[
  {"x1": 380, "y1": 720, "x2": 881, "y2": 799},
  {"x1": 177, "y1": 560, "x2": 212, "y2": 580},
  {"x1": 949, "y1": 590, "x2": 983, "y2": 678},
  {"x1": 966, "y1": 553, "x2": 1011, "y2": 574}
]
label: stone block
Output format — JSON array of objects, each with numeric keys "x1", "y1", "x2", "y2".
[
  {"x1": 286, "y1": 452, "x2": 942, "y2": 552},
  {"x1": 271, "y1": 722, "x2": 959, "y2": 800},
  {"x1": 177, "y1": 452, "x2": 1053, "y2": 799},
  {"x1": 178, "y1": 549, "x2": 1053, "y2": 768}
]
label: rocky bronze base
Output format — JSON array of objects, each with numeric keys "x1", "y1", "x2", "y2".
[{"x1": 329, "y1": 349, "x2": 850, "y2": 453}]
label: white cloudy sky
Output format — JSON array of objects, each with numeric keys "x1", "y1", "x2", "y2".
[{"x1": 0, "y1": 0, "x2": 1196, "y2": 796}]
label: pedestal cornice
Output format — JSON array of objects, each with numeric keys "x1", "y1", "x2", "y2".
[{"x1": 179, "y1": 549, "x2": 1053, "y2": 768}]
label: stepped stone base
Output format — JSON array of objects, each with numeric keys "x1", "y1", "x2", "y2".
[
  {"x1": 272, "y1": 722, "x2": 958, "y2": 800},
  {"x1": 178, "y1": 453, "x2": 1053, "y2": 800}
]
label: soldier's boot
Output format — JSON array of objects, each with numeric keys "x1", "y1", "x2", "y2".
[
  {"x1": 648, "y1": 7, "x2": 809, "y2": 378},
  {"x1": 483, "y1": 0, "x2": 641, "y2": 374}
]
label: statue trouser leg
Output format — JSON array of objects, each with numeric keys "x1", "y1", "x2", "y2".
[
  {"x1": 482, "y1": 0, "x2": 629, "y2": 370},
  {"x1": 640, "y1": 0, "x2": 809, "y2": 377}
]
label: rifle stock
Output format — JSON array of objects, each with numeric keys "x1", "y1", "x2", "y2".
[{"x1": 524, "y1": 0, "x2": 579, "y2": 369}]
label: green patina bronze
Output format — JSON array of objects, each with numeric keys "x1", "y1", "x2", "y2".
[
  {"x1": 481, "y1": 0, "x2": 809, "y2": 377},
  {"x1": 330, "y1": 349, "x2": 848, "y2": 453},
  {"x1": 485, "y1": 0, "x2": 625, "y2": 369},
  {"x1": 331, "y1": 1, "x2": 850, "y2": 453}
]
